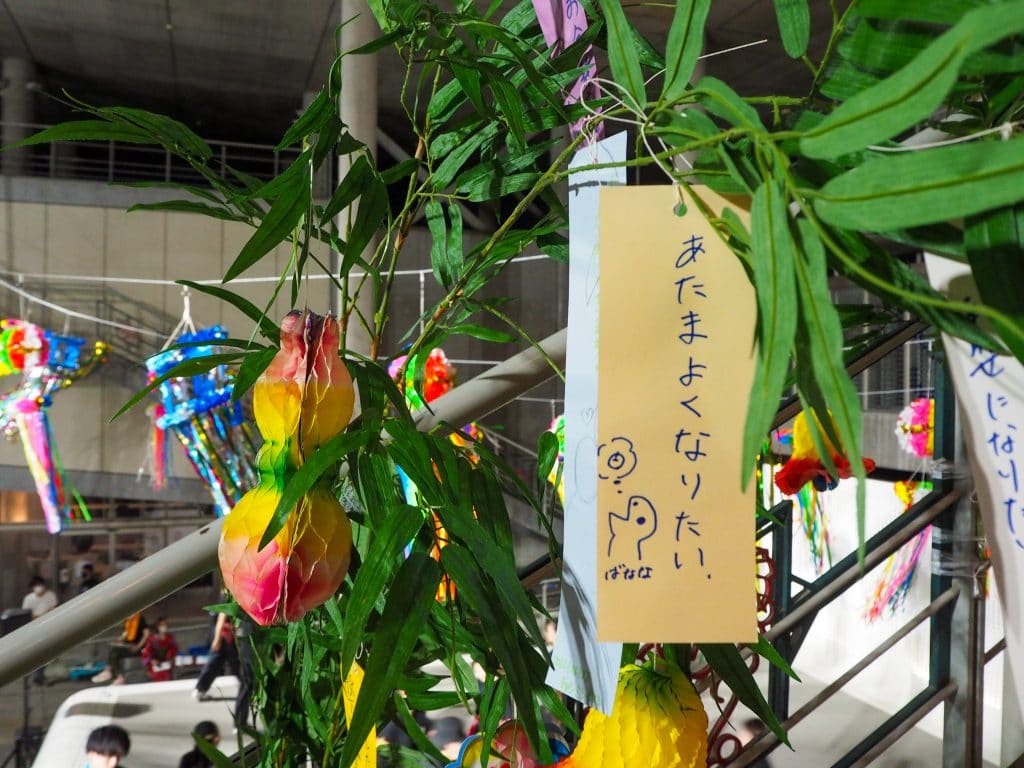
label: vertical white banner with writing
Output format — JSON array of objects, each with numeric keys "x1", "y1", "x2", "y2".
[
  {"x1": 546, "y1": 132, "x2": 626, "y2": 714},
  {"x1": 926, "y1": 252, "x2": 1024, "y2": 712}
]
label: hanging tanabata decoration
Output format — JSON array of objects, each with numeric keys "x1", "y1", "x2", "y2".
[
  {"x1": 146, "y1": 326, "x2": 259, "y2": 515},
  {"x1": 445, "y1": 658, "x2": 707, "y2": 768},
  {"x1": 775, "y1": 410, "x2": 876, "y2": 574},
  {"x1": 546, "y1": 413, "x2": 565, "y2": 504},
  {"x1": 388, "y1": 347, "x2": 484, "y2": 602},
  {"x1": 895, "y1": 397, "x2": 935, "y2": 459},
  {"x1": 0, "y1": 319, "x2": 108, "y2": 533},
  {"x1": 219, "y1": 310, "x2": 355, "y2": 625},
  {"x1": 864, "y1": 398, "x2": 937, "y2": 621}
]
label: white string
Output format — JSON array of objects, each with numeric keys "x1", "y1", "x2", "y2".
[
  {"x1": 577, "y1": 37, "x2": 769, "y2": 179},
  {"x1": 868, "y1": 121, "x2": 1020, "y2": 152},
  {"x1": 0, "y1": 276, "x2": 165, "y2": 337},
  {"x1": 0, "y1": 254, "x2": 552, "y2": 287}
]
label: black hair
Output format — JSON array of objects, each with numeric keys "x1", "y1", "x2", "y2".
[
  {"x1": 86, "y1": 724, "x2": 131, "y2": 757},
  {"x1": 29, "y1": 576, "x2": 45, "y2": 588},
  {"x1": 193, "y1": 720, "x2": 219, "y2": 740}
]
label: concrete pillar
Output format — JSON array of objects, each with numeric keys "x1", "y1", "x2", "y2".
[
  {"x1": 338, "y1": 0, "x2": 378, "y2": 357},
  {"x1": 1, "y1": 57, "x2": 36, "y2": 176}
]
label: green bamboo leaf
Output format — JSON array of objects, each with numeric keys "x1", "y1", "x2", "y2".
[
  {"x1": 452, "y1": 61, "x2": 489, "y2": 115},
  {"x1": 742, "y1": 182, "x2": 797, "y2": 488},
  {"x1": 247, "y1": 149, "x2": 310, "y2": 201},
  {"x1": 814, "y1": 134, "x2": 1024, "y2": 231},
  {"x1": 491, "y1": 76, "x2": 528, "y2": 148},
  {"x1": 440, "y1": 544, "x2": 546, "y2": 756},
  {"x1": 966, "y1": 204, "x2": 1024, "y2": 362},
  {"x1": 661, "y1": 0, "x2": 710, "y2": 101},
  {"x1": 99, "y1": 107, "x2": 213, "y2": 160},
  {"x1": 341, "y1": 503, "x2": 426, "y2": 676},
  {"x1": 190, "y1": 734, "x2": 235, "y2": 768},
  {"x1": 694, "y1": 76, "x2": 765, "y2": 131},
  {"x1": 177, "y1": 280, "x2": 281, "y2": 341},
  {"x1": 447, "y1": 204, "x2": 464, "y2": 282},
  {"x1": 792, "y1": 219, "x2": 864, "y2": 505},
  {"x1": 127, "y1": 199, "x2": 240, "y2": 221},
  {"x1": 857, "y1": 0, "x2": 992, "y2": 25},
  {"x1": 426, "y1": 200, "x2": 451, "y2": 288},
  {"x1": 340, "y1": 553, "x2": 440, "y2": 768},
  {"x1": 231, "y1": 347, "x2": 276, "y2": 402},
  {"x1": 393, "y1": 692, "x2": 449, "y2": 765},
  {"x1": 224, "y1": 169, "x2": 309, "y2": 282},
  {"x1": 699, "y1": 643, "x2": 790, "y2": 746},
  {"x1": 260, "y1": 428, "x2": 373, "y2": 549},
  {"x1": 431, "y1": 124, "x2": 500, "y2": 189},
  {"x1": 320, "y1": 154, "x2": 373, "y2": 224},
  {"x1": 111, "y1": 353, "x2": 242, "y2": 421},
  {"x1": 536, "y1": 430, "x2": 560, "y2": 492},
  {"x1": 277, "y1": 91, "x2": 331, "y2": 150},
  {"x1": 773, "y1": 0, "x2": 810, "y2": 58},
  {"x1": 802, "y1": 1, "x2": 1024, "y2": 158},
  {"x1": 597, "y1": 0, "x2": 646, "y2": 107},
  {"x1": 448, "y1": 322, "x2": 515, "y2": 343},
  {"x1": 2, "y1": 119, "x2": 153, "y2": 150},
  {"x1": 344, "y1": 180, "x2": 388, "y2": 270},
  {"x1": 751, "y1": 635, "x2": 801, "y2": 681}
]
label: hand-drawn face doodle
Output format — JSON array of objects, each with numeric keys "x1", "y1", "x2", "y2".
[
  {"x1": 598, "y1": 436, "x2": 638, "y2": 490},
  {"x1": 608, "y1": 494, "x2": 658, "y2": 560}
]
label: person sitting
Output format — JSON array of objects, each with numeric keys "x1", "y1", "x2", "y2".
[
  {"x1": 84, "y1": 724, "x2": 130, "y2": 768},
  {"x1": 141, "y1": 617, "x2": 179, "y2": 681},
  {"x1": 178, "y1": 720, "x2": 220, "y2": 768},
  {"x1": 92, "y1": 612, "x2": 149, "y2": 685}
]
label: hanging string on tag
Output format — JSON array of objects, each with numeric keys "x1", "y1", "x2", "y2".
[
  {"x1": 161, "y1": 285, "x2": 198, "y2": 350},
  {"x1": 868, "y1": 120, "x2": 1020, "y2": 152}
]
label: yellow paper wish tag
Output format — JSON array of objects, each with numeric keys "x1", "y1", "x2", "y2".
[
  {"x1": 342, "y1": 662, "x2": 377, "y2": 768},
  {"x1": 597, "y1": 185, "x2": 757, "y2": 643}
]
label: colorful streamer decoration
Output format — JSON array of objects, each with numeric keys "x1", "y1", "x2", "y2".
[
  {"x1": 146, "y1": 326, "x2": 259, "y2": 516},
  {"x1": 547, "y1": 413, "x2": 566, "y2": 504},
  {"x1": 389, "y1": 347, "x2": 482, "y2": 602},
  {"x1": 795, "y1": 483, "x2": 832, "y2": 574},
  {"x1": 865, "y1": 480, "x2": 932, "y2": 622},
  {"x1": 219, "y1": 310, "x2": 355, "y2": 625},
  {"x1": 895, "y1": 397, "x2": 935, "y2": 459},
  {"x1": 0, "y1": 319, "x2": 107, "y2": 533}
]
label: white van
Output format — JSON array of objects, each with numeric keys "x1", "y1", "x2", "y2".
[{"x1": 32, "y1": 676, "x2": 244, "y2": 767}]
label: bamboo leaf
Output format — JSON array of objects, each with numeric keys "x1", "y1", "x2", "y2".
[
  {"x1": 321, "y1": 154, "x2": 373, "y2": 224},
  {"x1": 224, "y1": 168, "x2": 310, "y2": 282},
  {"x1": 111, "y1": 353, "x2": 242, "y2": 421},
  {"x1": 743, "y1": 181, "x2": 797, "y2": 488},
  {"x1": 340, "y1": 553, "x2": 440, "y2": 768},
  {"x1": 426, "y1": 200, "x2": 451, "y2": 288},
  {"x1": 773, "y1": 0, "x2": 810, "y2": 58},
  {"x1": 2, "y1": 119, "x2": 153, "y2": 149},
  {"x1": 751, "y1": 635, "x2": 801, "y2": 681},
  {"x1": 341, "y1": 503, "x2": 426, "y2": 676},
  {"x1": 98, "y1": 106, "x2": 213, "y2": 160},
  {"x1": 699, "y1": 643, "x2": 790, "y2": 746},
  {"x1": 260, "y1": 428, "x2": 373, "y2": 549},
  {"x1": 597, "y1": 0, "x2": 646, "y2": 107},
  {"x1": 277, "y1": 90, "x2": 331, "y2": 150},
  {"x1": 231, "y1": 347, "x2": 276, "y2": 402},
  {"x1": 662, "y1": 0, "x2": 711, "y2": 102},
  {"x1": 965, "y1": 204, "x2": 1024, "y2": 362},
  {"x1": 127, "y1": 200, "x2": 241, "y2": 221},
  {"x1": 177, "y1": 280, "x2": 281, "y2": 341},
  {"x1": 344, "y1": 180, "x2": 388, "y2": 270},
  {"x1": 802, "y1": 1, "x2": 1024, "y2": 158},
  {"x1": 814, "y1": 134, "x2": 1024, "y2": 231}
]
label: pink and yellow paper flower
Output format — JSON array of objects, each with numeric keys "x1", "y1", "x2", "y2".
[
  {"x1": 895, "y1": 397, "x2": 934, "y2": 459},
  {"x1": 219, "y1": 310, "x2": 355, "y2": 625}
]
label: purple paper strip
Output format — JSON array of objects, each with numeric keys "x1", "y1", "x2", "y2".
[{"x1": 531, "y1": 0, "x2": 602, "y2": 141}]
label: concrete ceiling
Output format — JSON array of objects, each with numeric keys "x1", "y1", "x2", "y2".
[{"x1": 0, "y1": 0, "x2": 839, "y2": 145}]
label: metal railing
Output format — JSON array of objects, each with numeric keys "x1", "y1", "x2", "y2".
[{"x1": 1, "y1": 121, "x2": 306, "y2": 190}]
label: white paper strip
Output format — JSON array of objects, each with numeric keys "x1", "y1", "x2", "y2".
[
  {"x1": 546, "y1": 132, "x2": 627, "y2": 714},
  {"x1": 926, "y1": 252, "x2": 1024, "y2": 714}
]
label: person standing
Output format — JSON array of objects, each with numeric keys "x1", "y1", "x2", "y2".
[
  {"x1": 21, "y1": 577, "x2": 58, "y2": 684},
  {"x1": 193, "y1": 611, "x2": 237, "y2": 701},
  {"x1": 92, "y1": 612, "x2": 149, "y2": 685},
  {"x1": 83, "y1": 724, "x2": 130, "y2": 768}
]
